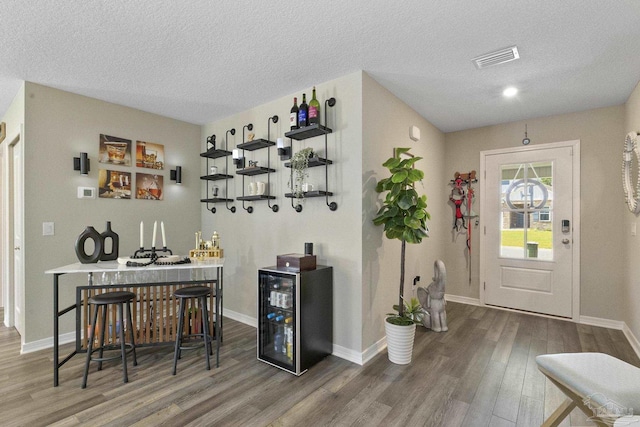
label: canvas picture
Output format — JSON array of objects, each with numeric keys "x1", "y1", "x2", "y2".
[
  {"x1": 99, "y1": 134, "x2": 132, "y2": 166},
  {"x1": 136, "y1": 140, "x2": 165, "y2": 170},
  {"x1": 98, "y1": 169, "x2": 132, "y2": 199},
  {"x1": 135, "y1": 173, "x2": 163, "y2": 200}
]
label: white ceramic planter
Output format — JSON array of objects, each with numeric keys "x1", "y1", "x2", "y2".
[{"x1": 385, "y1": 319, "x2": 416, "y2": 364}]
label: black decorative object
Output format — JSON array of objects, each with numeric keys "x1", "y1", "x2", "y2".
[
  {"x1": 100, "y1": 221, "x2": 119, "y2": 261},
  {"x1": 305, "y1": 242, "x2": 313, "y2": 255},
  {"x1": 75, "y1": 226, "x2": 103, "y2": 264},
  {"x1": 73, "y1": 152, "x2": 90, "y2": 176}
]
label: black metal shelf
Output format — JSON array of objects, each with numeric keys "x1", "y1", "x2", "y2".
[
  {"x1": 200, "y1": 148, "x2": 232, "y2": 159},
  {"x1": 236, "y1": 166, "x2": 276, "y2": 176},
  {"x1": 236, "y1": 195, "x2": 277, "y2": 201},
  {"x1": 285, "y1": 124, "x2": 333, "y2": 141},
  {"x1": 236, "y1": 138, "x2": 275, "y2": 151},
  {"x1": 200, "y1": 198, "x2": 234, "y2": 203},
  {"x1": 284, "y1": 191, "x2": 334, "y2": 198},
  {"x1": 200, "y1": 174, "x2": 234, "y2": 181},
  {"x1": 284, "y1": 157, "x2": 333, "y2": 168}
]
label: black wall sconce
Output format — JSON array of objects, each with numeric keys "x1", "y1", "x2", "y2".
[
  {"x1": 232, "y1": 149, "x2": 245, "y2": 169},
  {"x1": 277, "y1": 137, "x2": 291, "y2": 160},
  {"x1": 170, "y1": 166, "x2": 182, "y2": 184},
  {"x1": 73, "y1": 152, "x2": 90, "y2": 176}
]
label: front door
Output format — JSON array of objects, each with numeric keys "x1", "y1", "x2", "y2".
[
  {"x1": 481, "y1": 141, "x2": 579, "y2": 318},
  {"x1": 12, "y1": 137, "x2": 24, "y2": 334}
]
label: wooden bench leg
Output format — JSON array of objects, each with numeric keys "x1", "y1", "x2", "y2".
[{"x1": 542, "y1": 398, "x2": 576, "y2": 427}]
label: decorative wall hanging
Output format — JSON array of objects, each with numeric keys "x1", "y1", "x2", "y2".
[
  {"x1": 136, "y1": 140, "x2": 165, "y2": 170},
  {"x1": 98, "y1": 169, "x2": 132, "y2": 199},
  {"x1": 622, "y1": 131, "x2": 640, "y2": 214},
  {"x1": 135, "y1": 173, "x2": 164, "y2": 200},
  {"x1": 99, "y1": 134, "x2": 132, "y2": 166}
]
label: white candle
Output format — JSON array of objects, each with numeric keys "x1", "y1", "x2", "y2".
[
  {"x1": 140, "y1": 221, "x2": 144, "y2": 248},
  {"x1": 152, "y1": 221, "x2": 157, "y2": 248},
  {"x1": 161, "y1": 221, "x2": 166, "y2": 247}
]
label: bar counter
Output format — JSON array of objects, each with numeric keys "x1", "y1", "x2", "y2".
[{"x1": 45, "y1": 259, "x2": 224, "y2": 386}]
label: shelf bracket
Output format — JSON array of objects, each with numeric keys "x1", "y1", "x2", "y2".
[
  {"x1": 267, "y1": 115, "x2": 279, "y2": 212},
  {"x1": 324, "y1": 98, "x2": 338, "y2": 211},
  {"x1": 225, "y1": 128, "x2": 236, "y2": 213}
]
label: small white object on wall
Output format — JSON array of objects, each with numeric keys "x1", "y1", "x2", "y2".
[
  {"x1": 77, "y1": 187, "x2": 96, "y2": 199},
  {"x1": 409, "y1": 125, "x2": 421, "y2": 142}
]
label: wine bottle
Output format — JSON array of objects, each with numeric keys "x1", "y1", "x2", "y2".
[
  {"x1": 308, "y1": 86, "x2": 320, "y2": 125},
  {"x1": 290, "y1": 97, "x2": 299, "y2": 130},
  {"x1": 298, "y1": 93, "x2": 308, "y2": 128}
]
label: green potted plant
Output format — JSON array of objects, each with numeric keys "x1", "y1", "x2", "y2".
[
  {"x1": 373, "y1": 147, "x2": 430, "y2": 364},
  {"x1": 289, "y1": 147, "x2": 314, "y2": 199}
]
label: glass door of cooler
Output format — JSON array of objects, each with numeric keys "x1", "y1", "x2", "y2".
[{"x1": 258, "y1": 270, "x2": 296, "y2": 372}]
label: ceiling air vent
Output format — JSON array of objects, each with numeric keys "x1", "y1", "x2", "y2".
[{"x1": 472, "y1": 46, "x2": 520, "y2": 69}]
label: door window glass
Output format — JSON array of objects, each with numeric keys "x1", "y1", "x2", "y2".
[{"x1": 499, "y1": 162, "x2": 553, "y2": 260}]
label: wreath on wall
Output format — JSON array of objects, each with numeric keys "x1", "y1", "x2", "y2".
[{"x1": 622, "y1": 132, "x2": 640, "y2": 214}]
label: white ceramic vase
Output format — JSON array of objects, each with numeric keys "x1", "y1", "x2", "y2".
[{"x1": 385, "y1": 319, "x2": 416, "y2": 364}]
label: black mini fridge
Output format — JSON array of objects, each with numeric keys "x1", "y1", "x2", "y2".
[{"x1": 257, "y1": 265, "x2": 333, "y2": 375}]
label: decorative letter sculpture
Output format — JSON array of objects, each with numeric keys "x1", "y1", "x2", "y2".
[{"x1": 417, "y1": 260, "x2": 448, "y2": 332}]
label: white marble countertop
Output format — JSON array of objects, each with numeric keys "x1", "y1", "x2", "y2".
[{"x1": 45, "y1": 258, "x2": 224, "y2": 275}]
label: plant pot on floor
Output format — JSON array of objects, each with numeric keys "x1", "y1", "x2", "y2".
[{"x1": 385, "y1": 318, "x2": 416, "y2": 364}]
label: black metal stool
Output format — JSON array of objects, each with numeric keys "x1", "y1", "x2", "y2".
[
  {"x1": 82, "y1": 291, "x2": 137, "y2": 388},
  {"x1": 172, "y1": 286, "x2": 216, "y2": 375}
]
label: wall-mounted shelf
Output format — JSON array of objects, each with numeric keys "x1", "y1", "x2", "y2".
[
  {"x1": 235, "y1": 116, "x2": 280, "y2": 213},
  {"x1": 200, "y1": 173, "x2": 234, "y2": 181},
  {"x1": 285, "y1": 124, "x2": 332, "y2": 140},
  {"x1": 236, "y1": 138, "x2": 275, "y2": 151},
  {"x1": 236, "y1": 166, "x2": 276, "y2": 176},
  {"x1": 285, "y1": 97, "x2": 337, "y2": 213},
  {"x1": 200, "y1": 131, "x2": 236, "y2": 214},
  {"x1": 237, "y1": 195, "x2": 277, "y2": 201},
  {"x1": 200, "y1": 148, "x2": 232, "y2": 159},
  {"x1": 284, "y1": 191, "x2": 333, "y2": 198},
  {"x1": 284, "y1": 157, "x2": 333, "y2": 168}
]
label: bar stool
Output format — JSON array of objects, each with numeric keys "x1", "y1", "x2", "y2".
[
  {"x1": 82, "y1": 290, "x2": 137, "y2": 388},
  {"x1": 172, "y1": 286, "x2": 216, "y2": 375}
]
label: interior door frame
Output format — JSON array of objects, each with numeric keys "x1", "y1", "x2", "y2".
[{"x1": 479, "y1": 140, "x2": 581, "y2": 322}]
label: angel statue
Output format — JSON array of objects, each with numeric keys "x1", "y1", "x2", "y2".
[{"x1": 417, "y1": 260, "x2": 448, "y2": 332}]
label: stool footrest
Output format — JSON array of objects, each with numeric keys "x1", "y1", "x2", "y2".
[{"x1": 88, "y1": 343, "x2": 136, "y2": 363}]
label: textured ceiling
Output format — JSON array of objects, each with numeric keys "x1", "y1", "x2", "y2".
[{"x1": 1, "y1": 0, "x2": 640, "y2": 132}]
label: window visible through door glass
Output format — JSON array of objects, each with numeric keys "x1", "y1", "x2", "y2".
[{"x1": 500, "y1": 162, "x2": 553, "y2": 260}]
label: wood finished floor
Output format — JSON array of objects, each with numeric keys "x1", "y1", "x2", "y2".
[{"x1": 1, "y1": 302, "x2": 638, "y2": 427}]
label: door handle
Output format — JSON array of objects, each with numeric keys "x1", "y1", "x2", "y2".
[
  {"x1": 14, "y1": 246, "x2": 20, "y2": 250},
  {"x1": 562, "y1": 239, "x2": 570, "y2": 244}
]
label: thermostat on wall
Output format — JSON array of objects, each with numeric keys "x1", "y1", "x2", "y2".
[{"x1": 77, "y1": 186, "x2": 96, "y2": 199}]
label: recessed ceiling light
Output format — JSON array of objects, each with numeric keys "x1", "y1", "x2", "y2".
[{"x1": 503, "y1": 87, "x2": 518, "y2": 97}]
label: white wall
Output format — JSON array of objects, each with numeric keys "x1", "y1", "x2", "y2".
[
  {"x1": 444, "y1": 106, "x2": 626, "y2": 321},
  {"x1": 362, "y1": 72, "x2": 447, "y2": 352},
  {"x1": 201, "y1": 71, "x2": 364, "y2": 355},
  {"x1": 1, "y1": 83, "x2": 25, "y2": 326},
  {"x1": 623, "y1": 80, "x2": 640, "y2": 343},
  {"x1": 16, "y1": 83, "x2": 201, "y2": 346}
]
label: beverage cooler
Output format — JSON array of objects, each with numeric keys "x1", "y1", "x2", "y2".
[{"x1": 257, "y1": 265, "x2": 333, "y2": 375}]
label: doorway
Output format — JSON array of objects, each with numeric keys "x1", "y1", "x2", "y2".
[{"x1": 480, "y1": 140, "x2": 580, "y2": 319}]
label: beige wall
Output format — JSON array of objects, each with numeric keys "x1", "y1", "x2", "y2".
[
  {"x1": 362, "y1": 73, "x2": 447, "y2": 351},
  {"x1": 623, "y1": 81, "x2": 640, "y2": 341},
  {"x1": 14, "y1": 83, "x2": 201, "y2": 345},
  {"x1": 444, "y1": 106, "x2": 626, "y2": 320},
  {"x1": 201, "y1": 71, "x2": 365, "y2": 354}
]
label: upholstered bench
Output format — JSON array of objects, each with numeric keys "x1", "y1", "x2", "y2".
[{"x1": 536, "y1": 353, "x2": 640, "y2": 427}]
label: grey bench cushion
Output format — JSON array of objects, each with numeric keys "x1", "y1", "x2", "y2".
[{"x1": 536, "y1": 353, "x2": 640, "y2": 416}]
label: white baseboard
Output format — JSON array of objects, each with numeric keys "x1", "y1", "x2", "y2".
[
  {"x1": 360, "y1": 336, "x2": 386, "y2": 365},
  {"x1": 579, "y1": 315, "x2": 625, "y2": 330},
  {"x1": 332, "y1": 343, "x2": 366, "y2": 365},
  {"x1": 445, "y1": 294, "x2": 481, "y2": 306},
  {"x1": 21, "y1": 331, "x2": 75, "y2": 354},
  {"x1": 223, "y1": 308, "x2": 257, "y2": 328},
  {"x1": 623, "y1": 323, "x2": 640, "y2": 359}
]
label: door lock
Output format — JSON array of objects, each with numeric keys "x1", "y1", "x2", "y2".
[{"x1": 562, "y1": 238, "x2": 570, "y2": 244}]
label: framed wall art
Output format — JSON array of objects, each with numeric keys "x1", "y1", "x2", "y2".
[
  {"x1": 99, "y1": 134, "x2": 132, "y2": 166},
  {"x1": 98, "y1": 169, "x2": 132, "y2": 199},
  {"x1": 135, "y1": 173, "x2": 163, "y2": 200},
  {"x1": 136, "y1": 140, "x2": 165, "y2": 170}
]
